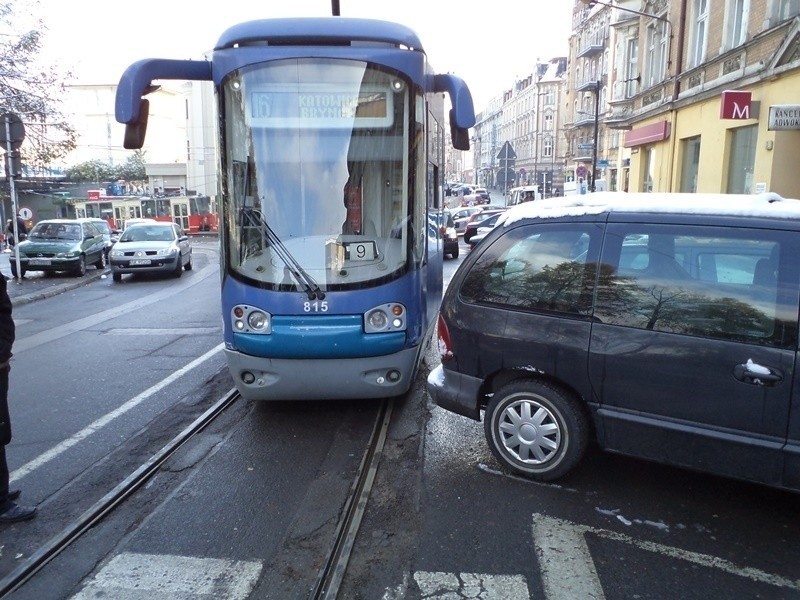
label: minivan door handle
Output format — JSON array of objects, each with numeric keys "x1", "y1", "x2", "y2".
[{"x1": 733, "y1": 360, "x2": 783, "y2": 386}]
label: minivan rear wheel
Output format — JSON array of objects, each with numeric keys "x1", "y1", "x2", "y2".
[{"x1": 484, "y1": 380, "x2": 589, "y2": 481}]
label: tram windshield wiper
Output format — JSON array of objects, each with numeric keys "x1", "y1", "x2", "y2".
[{"x1": 240, "y1": 208, "x2": 325, "y2": 301}]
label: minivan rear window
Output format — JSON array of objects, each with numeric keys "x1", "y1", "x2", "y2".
[
  {"x1": 595, "y1": 224, "x2": 798, "y2": 348},
  {"x1": 459, "y1": 224, "x2": 599, "y2": 316}
]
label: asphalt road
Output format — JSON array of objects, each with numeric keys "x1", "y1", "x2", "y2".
[{"x1": 1, "y1": 235, "x2": 798, "y2": 599}]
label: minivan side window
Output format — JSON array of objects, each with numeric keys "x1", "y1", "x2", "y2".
[
  {"x1": 594, "y1": 224, "x2": 799, "y2": 348},
  {"x1": 460, "y1": 223, "x2": 599, "y2": 316}
]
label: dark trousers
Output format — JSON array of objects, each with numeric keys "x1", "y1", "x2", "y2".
[
  {"x1": 0, "y1": 365, "x2": 10, "y2": 500},
  {"x1": 0, "y1": 445, "x2": 7, "y2": 500}
]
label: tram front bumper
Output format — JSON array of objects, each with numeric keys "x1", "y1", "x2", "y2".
[{"x1": 224, "y1": 347, "x2": 420, "y2": 401}]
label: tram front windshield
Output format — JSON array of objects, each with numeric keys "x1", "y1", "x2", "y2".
[{"x1": 223, "y1": 58, "x2": 422, "y2": 293}]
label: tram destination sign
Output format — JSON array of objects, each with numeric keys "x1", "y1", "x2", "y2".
[
  {"x1": 250, "y1": 85, "x2": 393, "y2": 129},
  {"x1": 768, "y1": 105, "x2": 800, "y2": 130}
]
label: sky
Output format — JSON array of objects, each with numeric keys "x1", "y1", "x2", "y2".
[{"x1": 33, "y1": 0, "x2": 573, "y2": 113}]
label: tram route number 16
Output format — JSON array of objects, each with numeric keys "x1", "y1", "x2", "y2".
[{"x1": 304, "y1": 300, "x2": 329, "y2": 313}]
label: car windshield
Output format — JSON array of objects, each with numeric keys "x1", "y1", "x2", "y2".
[
  {"x1": 30, "y1": 222, "x2": 82, "y2": 241},
  {"x1": 120, "y1": 226, "x2": 175, "y2": 243}
]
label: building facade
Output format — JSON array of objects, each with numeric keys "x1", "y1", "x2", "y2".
[{"x1": 580, "y1": 0, "x2": 800, "y2": 197}]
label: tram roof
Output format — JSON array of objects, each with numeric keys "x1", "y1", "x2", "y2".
[{"x1": 215, "y1": 18, "x2": 425, "y2": 52}]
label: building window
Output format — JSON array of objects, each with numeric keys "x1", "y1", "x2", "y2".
[
  {"x1": 625, "y1": 37, "x2": 639, "y2": 97},
  {"x1": 544, "y1": 89, "x2": 555, "y2": 106},
  {"x1": 543, "y1": 136, "x2": 553, "y2": 158},
  {"x1": 775, "y1": 0, "x2": 800, "y2": 21},
  {"x1": 679, "y1": 136, "x2": 701, "y2": 193},
  {"x1": 642, "y1": 147, "x2": 655, "y2": 192},
  {"x1": 690, "y1": 0, "x2": 708, "y2": 68},
  {"x1": 727, "y1": 125, "x2": 757, "y2": 194},
  {"x1": 544, "y1": 112, "x2": 554, "y2": 131},
  {"x1": 725, "y1": 0, "x2": 749, "y2": 48},
  {"x1": 645, "y1": 19, "x2": 668, "y2": 86}
]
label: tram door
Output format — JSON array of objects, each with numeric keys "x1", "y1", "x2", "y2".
[{"x1": 171, "y1": 201, "x2": 189, "y2": 231}]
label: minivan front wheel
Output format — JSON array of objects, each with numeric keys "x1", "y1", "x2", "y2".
[{"x1": 484, "y1": 380, "x2": 589, "y2": 481}]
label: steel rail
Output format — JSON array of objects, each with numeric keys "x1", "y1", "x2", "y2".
[
  {"x1": 0, "y1": 387, "x2": 241, "y2": 597},
  {"x1": 310, "y1": 397, "x2": 394, "y2": 600}
]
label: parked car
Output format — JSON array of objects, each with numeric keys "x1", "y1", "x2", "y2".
[
  {"x1": 77, "y1": 217, "x2": 114, "y2": 258},
  {"x1": 427, "y1": 192, "x2": 800, "y2": 493},
  {"x1": 466, "y1": 211, "x2": 505, "y2": 248},
  {"x1": 11, "y1": 219, "x2": 106, "y2": 278},
  {"x1": 109, "y1": 221, "x2": 193, "y2": 282},
  {"x1": 451, "y1": 206, "x2": 484, "y2": 235},
  {"x1": 429, "y1": 209, "x2": 459, "y2": 259},
  {"x1": 463, "y1": 208, "x2": 507, "y2": 244}
]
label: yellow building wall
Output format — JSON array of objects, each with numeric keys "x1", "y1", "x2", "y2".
[{"x1": 628, "y1": 70, "x2": 800, "y2": 197}]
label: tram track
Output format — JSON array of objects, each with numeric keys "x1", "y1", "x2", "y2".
[
  {"x1": 311, "y1": 397, "x2": 394, "y2": 600},
  {"x1": 0, "y1": 388, "x2": 241, "y2": 598},
  {"x1": 0, "y1": 387, "x2": 396, "y2": 599}
]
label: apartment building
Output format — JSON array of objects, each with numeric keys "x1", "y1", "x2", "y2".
[{"x1": 571, "y1": 0, "x2": 800, "y2": 196}]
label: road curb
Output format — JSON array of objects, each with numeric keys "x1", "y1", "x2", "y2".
[{"x1": 8, "y1": 269, "x2": 108, "y2": 307}]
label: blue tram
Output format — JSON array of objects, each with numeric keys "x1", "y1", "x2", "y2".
[{"x1": 115, "y1": 17, "x2": 475, "y2": 400}]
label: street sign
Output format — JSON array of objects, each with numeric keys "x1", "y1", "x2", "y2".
[
  {"x1": 496, "y1": 141, "x2": 517, "y2": 161},
  {"x1": 0, "y1": 113, "x2": 25, "y2": 150},
  {"x1": 18, "y1": 207, "x2": 32, "y2": 220},
  {"x1": 577, "y1": 143, "x2": 594, "y2": 150}
]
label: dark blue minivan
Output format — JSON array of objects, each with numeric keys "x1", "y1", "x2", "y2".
[{"x1": 427, "y1": 192, "x2": 800, "y2": 492}]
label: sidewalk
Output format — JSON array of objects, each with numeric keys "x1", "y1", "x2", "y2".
[{"x1": 0, "y1": 251, "x2": 106, "y2": 307}]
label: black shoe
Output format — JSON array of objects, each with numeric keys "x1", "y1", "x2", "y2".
[
  {"x1": 6, "y1": 490, "x2": 20, "y2": 502},
  {"x1": 0, "y1": 501, "x2": 36, "y2": 523}
]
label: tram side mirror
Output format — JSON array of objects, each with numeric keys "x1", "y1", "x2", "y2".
[
  {"x1": 123, "y1": 99, "x2": 150, "y2": 150},
  {"x1": 450, "y1": 112, "x2": 471, "y2": 151}
]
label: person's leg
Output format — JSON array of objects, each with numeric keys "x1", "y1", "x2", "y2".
[{"x1": 0, "y1": 444, "x2": 7, "y2": 500}]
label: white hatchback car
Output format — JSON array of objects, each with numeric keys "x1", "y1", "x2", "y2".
[{"x1": 109, "y1": 221, "x2": 193, "y2": 282}]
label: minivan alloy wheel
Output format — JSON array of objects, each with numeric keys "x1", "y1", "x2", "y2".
[{"x1": 484, "y1": 380, "x2": 589, "y2": 481}]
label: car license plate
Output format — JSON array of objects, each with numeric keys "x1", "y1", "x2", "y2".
[
  {"x1": 28, "y1": 259, "x2": 51, "y2": 266},
  {"x1": 130, "y1": 259, "x2": 151, "y2": 266}
]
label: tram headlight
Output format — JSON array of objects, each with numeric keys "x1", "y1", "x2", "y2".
[
  {"x1": 248, "y1": 310, "x2": 269, "y2": 331},
  {"x1": 231, "y1": 305, "x2": 272, "y2": 334},
  {"x1": 367, "y1": 309, "x2": 388, "y2": 330},
  {"x1": 364, "y1": 303, "x2": 406, "y2": 333}
]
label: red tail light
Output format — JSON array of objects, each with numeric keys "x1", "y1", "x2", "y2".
[{"x1": 437, "y1": 315, "x2": 453, "y2": 361}]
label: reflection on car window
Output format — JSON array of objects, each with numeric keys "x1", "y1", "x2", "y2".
[
  {"x1": 594, "y1": 225, "x2": 796, "y2": 347},
  {"x1": 121, "y1": 226, "x2": 176, "y2": 242},
  {"x1": 30, "y1": 223, "x2": 82, "y2": 240},
  {"x1": 460, "y1": 224, "x2": 597, "y2": 315}
]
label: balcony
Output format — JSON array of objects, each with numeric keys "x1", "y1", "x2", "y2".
[
  {"x1": 575, "y1": 79, "x2": 601, "y2": 93},
  {"x1": 577, "y1": 40, "x2": 604, "y2": 58}
]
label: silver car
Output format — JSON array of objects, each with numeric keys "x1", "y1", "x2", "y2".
[{"x1": 109, "y1": 221, "x2": 193, "y2": 282}]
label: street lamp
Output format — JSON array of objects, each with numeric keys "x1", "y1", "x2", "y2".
[{"x1": 590, "y1": 80, "x2": 600, "y2": 192}]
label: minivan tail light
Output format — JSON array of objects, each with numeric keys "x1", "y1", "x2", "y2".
[{"x1": 437, "y1": 315, "x2": 453, "y2": 361}]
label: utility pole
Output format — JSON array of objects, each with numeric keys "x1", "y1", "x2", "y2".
[
  {"x1": 590, "y1": 80, "x2": 600, "y2": 192},
  {"x1": 0, "y1": 113, "x2": 25, "y2": 280}
]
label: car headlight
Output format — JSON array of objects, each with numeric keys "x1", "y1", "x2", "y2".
[
  {"x1": 57, "y1": 251, "x2": 79, "y2": 258},
  {"x1": 157, "y1": 247, "x2": 178, "y2": 256},
  {"x1": 111, "y1": 249, "x2": 123, "y2": 257}
]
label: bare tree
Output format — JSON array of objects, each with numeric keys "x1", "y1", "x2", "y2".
[{"x1": 0, "y1": 1, "x2": 76, "y2": 170}]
